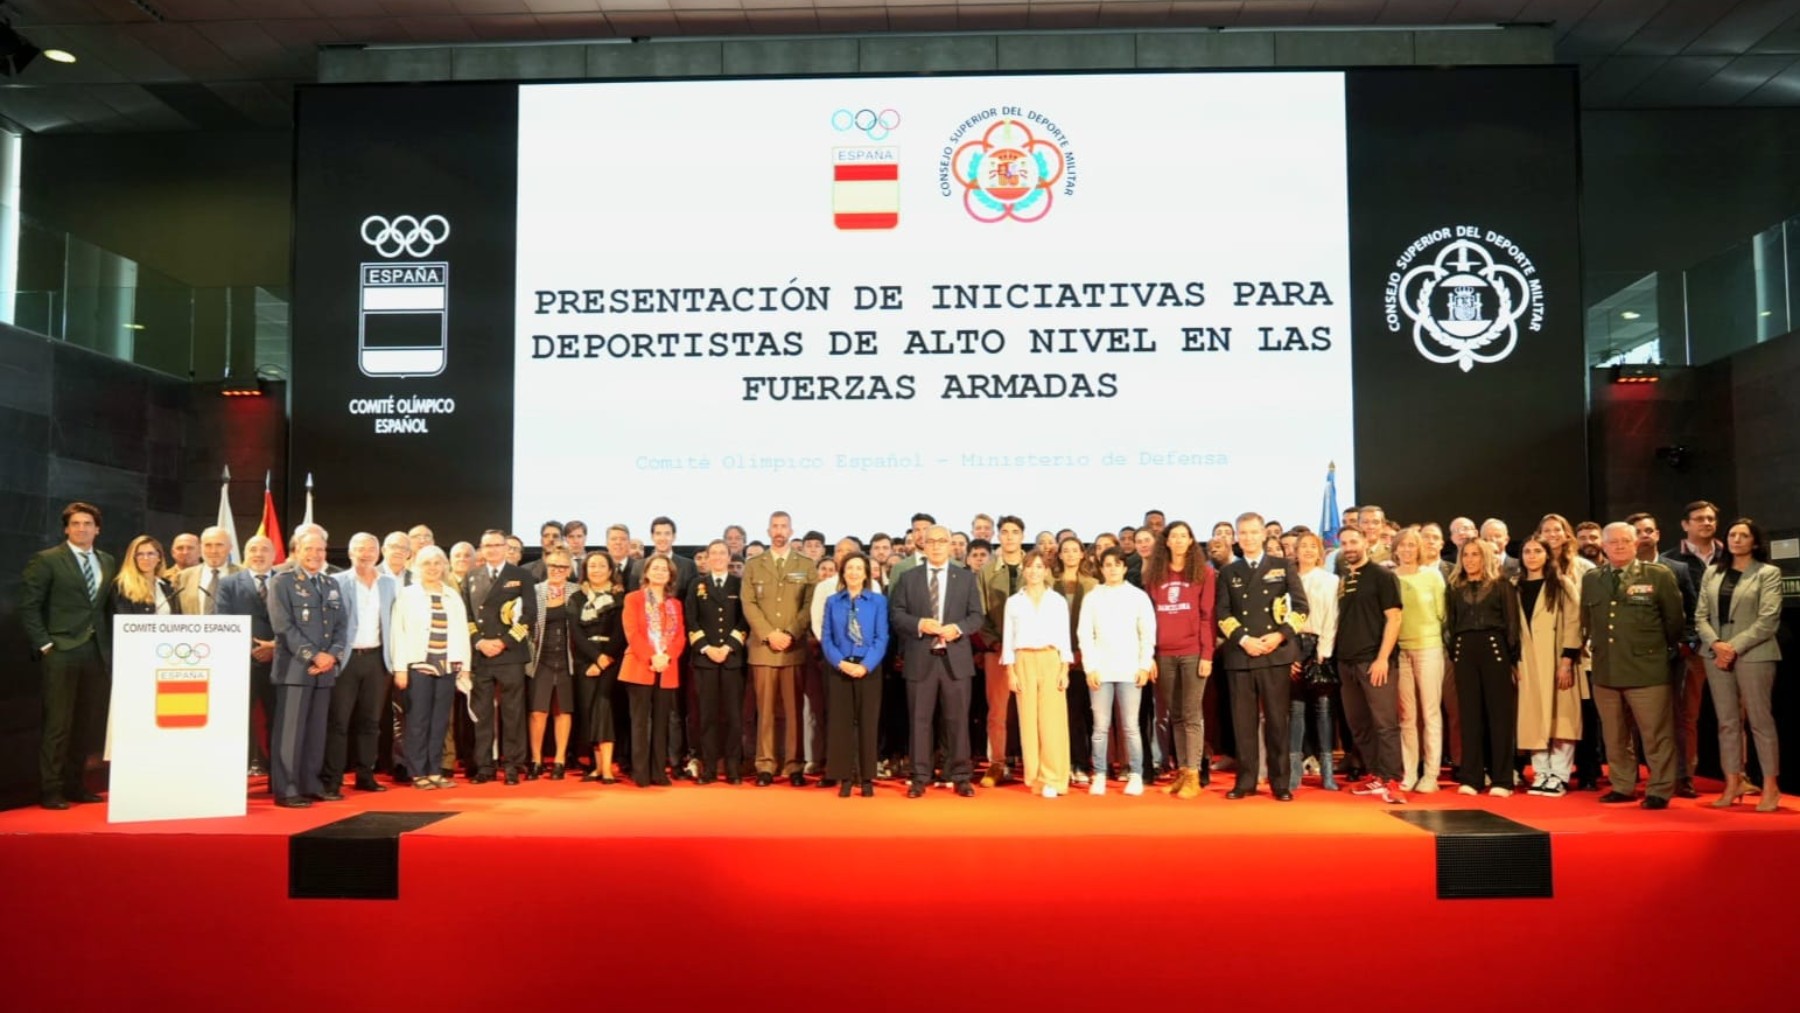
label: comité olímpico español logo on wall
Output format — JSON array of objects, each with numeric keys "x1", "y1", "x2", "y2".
[
  {"x1": 1385, "y1": 225, "x2": 1546, "y2": 372},
  {"x1": 939, "y1": 106, "x2": 1078, "y2": 223}
]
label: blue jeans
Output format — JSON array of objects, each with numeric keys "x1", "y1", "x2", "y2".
[
  {"x1": 1090, "y1": 681, "x2": 1143, "y2": 777},
  {"x1": 406, "y1": 672, "x2": 456, "y2": 780},
  {"x1": 1287, "y1": 689, "x2": 1335, "y2": 791}
]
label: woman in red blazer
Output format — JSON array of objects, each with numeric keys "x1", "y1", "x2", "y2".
[{"x1": 621, "y1": 555, "x2": 686, "y2": 787}]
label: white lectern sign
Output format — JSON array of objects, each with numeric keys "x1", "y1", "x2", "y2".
[{"x1": 107, "y1": 615, "x2": 250, "y2": 823}]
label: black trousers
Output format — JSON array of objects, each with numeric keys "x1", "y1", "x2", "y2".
[
  {"x1": 1453, "y1": 631, "x2": 1517, "y2": 789},
  {"x1": 628, "y1": 683, "x2": 675, "y2": 785},
  {"x1": 879, "y1": 667, "x2": 910, "y2": 761},
  {"x1": 39, "y1": 641, "x2": 107, "y2": 799},
  {"x1": 472, "y1": 660, "x2": 527, "y2": 775},
  {"x1": 695, "y1": 663, "x2": 745, "y2": 776},
  {"x1": 827, "y1": 664, "x2": 882, "y2": 783},
  {"x1": 907, "y1": 656, "x2": 971, "y2": 785},
  {"x1": 247, "y1": 659, "x2": 274, "y2": 771},
  {"x1": 322, "y1": 648, "x2": 388, "y2": 786},
  {"x1": 1228, "y1": 665, "x2": 1292, "y2": 791},
  {"x1": 1066, "y1": 666, "x2": 1094, "y2": 775}
]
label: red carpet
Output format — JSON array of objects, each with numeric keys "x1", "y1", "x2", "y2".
[{"x1": 2, "y1": 775, "x2": 1792, "y2": 1011}]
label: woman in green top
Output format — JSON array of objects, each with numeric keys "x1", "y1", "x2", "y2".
[{"x1": 1392, "y1": 527, "x2": 1448, "y2": 793}]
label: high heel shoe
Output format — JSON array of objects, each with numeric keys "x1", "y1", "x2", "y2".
[
  {"x1": 526, "y1": 763, "x2": 543, "y2": 781},
  {"x1": 550, "y1": 763, "x2": 566, "y2": 780},
  {"x1": 1757, "y1": 781, "x2": 1781, "y2": 813},
  {"x1": 1711, "y1": 774, "x2": 1745, "y2": 809}
]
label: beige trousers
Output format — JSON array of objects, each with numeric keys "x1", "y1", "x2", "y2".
[{"x1": 1012, "y1": 648, "x2": 1070, "y2": 793}]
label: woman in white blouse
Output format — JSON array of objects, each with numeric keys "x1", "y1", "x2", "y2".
[
  {"x1": 1288, "y1": 531, "x2": 1340, "y2": 791},
  {"x1": 389, "y1": 546, "x2": 471, "y2": 789},
  {"x1": 1076, "y1": 547, "x2": 1157, "y2": 796},
  {"x1": 1003, "y1": 551, "x2": 1074, "y2": 798}
]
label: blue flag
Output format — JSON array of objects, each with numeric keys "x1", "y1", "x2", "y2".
[{"x1": 1319, "y1": 463, "x2": 1340, "y2": 546}]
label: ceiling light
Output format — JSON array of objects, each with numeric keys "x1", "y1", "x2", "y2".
[
  {"x1": 1760, "y1": 310, "x2": 1774, "y2": 317},
  {"x1": 43, "y1": 49, "x2": 75, "y2": 64},
  {"x1": 123, "y1": 322, "x2": 145, "y2": 330},
  {"x1": 1619, "y1": 311, "x2": 1641, "y2": 320}
]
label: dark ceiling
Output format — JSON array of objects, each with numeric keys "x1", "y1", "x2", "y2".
[{"x1": 4, "y1": 0, "x2": 1800, "y2": 131}]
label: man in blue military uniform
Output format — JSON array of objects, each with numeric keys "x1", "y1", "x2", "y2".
[
  {"x1": 267, "y1": 530, "x2": 349, "y2": 808},
  {"x1": 1581, "y1": 522, "x2": 1684, "y2": 809},
  {"x1": 1216, "y1": 511, "x2": 1310, "y2": 801}
]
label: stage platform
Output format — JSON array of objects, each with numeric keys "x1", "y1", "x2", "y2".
[{"x1": 2, "y1": 774, "x2": 1792, "y2": 1012}]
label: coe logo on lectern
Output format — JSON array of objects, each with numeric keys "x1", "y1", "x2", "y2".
[
  {"x1": 1385, "y1": 226, "x2": 1546, "y2": 373},
  {"x1": 154, "y1": 642, "x2": 211, "y2": 730}
]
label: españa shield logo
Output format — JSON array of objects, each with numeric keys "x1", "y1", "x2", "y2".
[
  {"x1": 833, "y1": 147, "x2": 899, "y2": 230},
  {"x1": 155, "y1": 669, "x2": 210, "y2": 729}
]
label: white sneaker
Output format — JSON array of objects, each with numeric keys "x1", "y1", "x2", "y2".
[
  {"x1": 1071, "y1": 770, "x2": 1090, "y2": 786},
  {"x1": 1089, "y1": 777, "x2": 1106, "y2": 796},
  {"x1": 1043, "y1": 786, "x2": 1058, "y2": 799},
  {"x1": 1124, "y1": 774, "x2": 1144, "y2": 796},
  {"x1": 1489, "y1": 786, "x2": 1512, "y2": 798},
  {"x1": 1400, "y1": 777, "x2": 1417, "y2": 792},
  {"x1": 1414, "y1": 778, "x2": 1439, "y2": 794},
  {"x1": 1457, "y1": 784, "x2": 1479, "y2": 796}
]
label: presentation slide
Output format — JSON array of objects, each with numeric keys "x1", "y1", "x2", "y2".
[{"x1": 512, "y1": 74, "x2": 1353, "y2": 539}]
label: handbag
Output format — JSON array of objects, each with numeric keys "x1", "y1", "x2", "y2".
[{"x1": 1296, "y1": 632, "x2": 1338, "y2": 687}]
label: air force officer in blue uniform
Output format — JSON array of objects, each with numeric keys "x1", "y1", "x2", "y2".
[{"x1": 267, "y1": 530, "x2": 348, "y2": 808}]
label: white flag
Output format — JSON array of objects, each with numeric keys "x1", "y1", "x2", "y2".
[{"x1": 216, "y1": 466, "x2": 241, "y2": 565}]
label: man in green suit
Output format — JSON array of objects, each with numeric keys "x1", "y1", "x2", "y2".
[
  {"x1": 19, "y1": 501, "x2": 117, "y2": 809},
  {"x1": 1580, "y1": 522, "x2": 1684, "y2": 810}
]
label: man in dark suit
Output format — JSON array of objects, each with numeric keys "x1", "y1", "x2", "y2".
[
  {"x1": 605, "y1": 523, "x2": 640, "y2": 591},
  {"x1": 1216, "y1": 511, "x2": 1310, "y2": 801},
  {"x1": 215, "y1": 534, "x2": 279, "y2": 779},
  {"x1": 466, "y1": 528, "x2": 536, "y2": 785},
  {"x1": 687, "y1": 539, "x2": 749, "y2": 784},
  {"x1": 267, "y1": 529, "x2": 349, "y2": 808},
  {"x1": 889, "y1": 524, "x2": 987, "y2": 797},
  {"x1": 20, "y1": 501, "x2": 116, "y2": 809}
]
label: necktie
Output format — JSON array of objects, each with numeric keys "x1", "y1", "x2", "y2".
[
  {"x1": 929, "y1": 568, "x2": 941, "y2": 623},
  {"x1": 206, "y1": 567, "x2": 221, "y2": 614},
  {"x1": 715, "y1": 577, "x2": 724, "y2": 590},
  {"x1": 256, "y1": 573, "x2": 268, "y2": 601},
  {"x1": 78, "y1": 551, "x2": 97, "y2": 600}
]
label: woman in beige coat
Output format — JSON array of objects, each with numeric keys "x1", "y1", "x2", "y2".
[{"x1": 1515, "y1": 538, "x2": 1583, "y2": 796}]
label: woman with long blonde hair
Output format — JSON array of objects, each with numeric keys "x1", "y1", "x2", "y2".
[
  {"x1": 1392, "y1": 527, "x2": 1447, "y2": 793},
  {"x1": 110, "y1": 535, "x2": 179, "y2": 616},
  {"x1": 1446, "y1": 537, "x2": 1521, "y2": 796}
]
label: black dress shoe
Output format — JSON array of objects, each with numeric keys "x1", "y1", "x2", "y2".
[
  {"x1": 789, "y1": 772, "x2": 807, "y2": 788},
  {"x1": 1641, "y1": 795, "x2": 1670, "y2": 810},
  {"x1": 1198, "y1": 768, "x2": 1211, "y2": 788},
  {"x1": 275, "y1": 796, "x2": 312, "y2": 809},
  {"x1": 315, "y1": 790, "x2": 344, "y2": 802},
  {"x1": 696, "y1": 774, "x2": 716, "y2": 785},
  {"x1": 581, "y1": 770, "x2": 604, "y2": 782},
  {"x1": 1226, "y1": 787, "x2": 1253, "y2": 800},
  {"x1": 860, "y1": 781, "x2": 875, "y2": 797},
  {"x1": 838, "y1": 781, "x2": 853, "y2": 798},
  {"x1": 818, "y1": 778, "x2": 838, "y2": 789},
  {"x1": 1273, "y1": 790, "x2": 1294, "y2": 802},
  {"x1": 1674, "y1": 781, "x2": 1699, "y2": 800},
  {"x1": 504, "y1": 769, "x2": 520, "y2": 786},
  {"x1": 955, "y1": 782, "x2": 975, "y2": 797},
  {"x1": 907, "y1": 782, "x2": 927, "y2": 798},
  {"x1": 551, "y1": 763, "x2": 566, "y2": 780},
  {"x1": 40, "y1": 797, "x2": 69, "y2": 810},
  {"x1": 526, "y1": 763, "x2": 542, "y2": 781},
  {"x1": 354, "y1": 779, "x2": 387, "y2": 793},
  {"x1": 1598, "y1": 790, "x2": 1636, "y2": 804},
  {"x1": 652, "y1": 777, "x2": 673, "y2": 787},
  {"x1": 471, "y1": 772, "x2": 494, "y2": 784},
  {"x1": 756, "y1": 772, "x2": 774, "y2": 787},
  {"x1": 1574, "y1": 777, "x2": 1598, "y2": 791},
  {"x1": 73, "y1": 791, "x2": 104, "y2": 804},
  {"x1": 726, "y1": 775, "x2": 743, "y2": 786}
]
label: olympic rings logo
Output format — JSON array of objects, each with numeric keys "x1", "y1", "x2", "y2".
[
  {"x1": 360, "y1": 214, "x2": 450, "y2": 258},
  {"x1": 831, "y1": 108, "x2": 900, "y2": 142},
  {"x1": 156, "y1": 643, "x2": 212, "y2": 666}
]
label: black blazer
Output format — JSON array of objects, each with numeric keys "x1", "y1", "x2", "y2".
[
  {"x1": 685, "y1": 572, "x2": 749, "y2": 669},
  {"x1": 214, "y1": 568, "x2": 275, "y2": 641},
  {"x1": 570, "y1": 585, "x2": 627, "y2": 674},
  {"x1": 108, "y1": 579, "x2": 181, "y2": 617},
  {"x1": 1216, "y1": 555, "x2": 1310, "y2": 671},
  {"x1": 464, "y1": 563, "x2": 537, "y2": 665},
  {"x1": 888, "y1": 561, "x2": 986, "y2": 681}
]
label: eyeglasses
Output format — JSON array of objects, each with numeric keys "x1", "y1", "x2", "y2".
[
  {"x1": 547, "y1": 564, "x2": 571, "y2": 571},
  {"x1": 924, "y1": 537, "x2": 951, "y2": 545}
]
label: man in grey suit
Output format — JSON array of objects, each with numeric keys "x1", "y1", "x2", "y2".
[
  {"x1": 267, "y1": 530, "x2": 348, "y2": 808},
  {"x1": 889, "y1": 524, "x2": 986, "y2": 797},
  {"x1": 19, "y1": 501, "x2": 117, "y2": 809},
  {"x1": 323, "y1": 533, "x2": 397, "y2": 796},
  {"x1": 174, "y1": 525, "x2": 242, "y2": 616},
  {"x1": 214, "y1": 535, "x2": 279, "y2": 779}
]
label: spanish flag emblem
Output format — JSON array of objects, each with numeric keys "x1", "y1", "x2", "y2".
[{"x1": 155, "y1": 669, "x2": 209, "y2": 729}]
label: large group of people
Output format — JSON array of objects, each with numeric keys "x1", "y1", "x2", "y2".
[{"x1": 18, "y1": 498, "x2": 1784, "y2": 815}]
